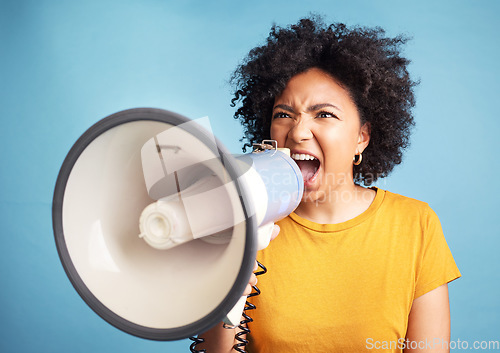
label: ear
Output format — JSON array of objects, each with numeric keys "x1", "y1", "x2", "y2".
[{"x1": 356, "y1": 122, "x2": 371, "y2": 154}]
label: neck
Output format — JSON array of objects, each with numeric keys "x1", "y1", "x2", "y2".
[{"x1": 295, "y1": 182, "x2": 376, "y2": 224}]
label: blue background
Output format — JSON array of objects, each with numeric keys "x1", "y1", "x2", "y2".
[{"x1": 1, "y1": 0, "x2": 498, "y2": 352}]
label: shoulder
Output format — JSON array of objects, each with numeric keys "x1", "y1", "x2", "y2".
[
  {"x1": 377, "y1": 188, "x2": 439, "y2": 226},
  {"x1": 380, "y1": 188, "x2": 432, "y2": 213}
]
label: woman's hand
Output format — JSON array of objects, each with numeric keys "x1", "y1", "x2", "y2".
[{"x1": 196, "y1": 225, "x2": 280, "y2": 351}]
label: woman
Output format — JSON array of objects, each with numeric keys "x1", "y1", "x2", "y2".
[{"x1": 198, "y1": 16, "x2": 461, "y2": 353}]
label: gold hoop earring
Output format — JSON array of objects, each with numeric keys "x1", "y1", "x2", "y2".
[{"x1": 353, "y1": 153, "x2": 362, "y2": 166}]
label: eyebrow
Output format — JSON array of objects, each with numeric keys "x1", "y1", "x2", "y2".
[{"x1": 273, "y1": 103, "x2": 342, "y2": 113}]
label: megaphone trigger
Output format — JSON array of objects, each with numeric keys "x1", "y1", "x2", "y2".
[{"x1": 257, "y1": 223, "x2": 275, "y2": 251}]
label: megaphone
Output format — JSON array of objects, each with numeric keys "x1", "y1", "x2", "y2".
[{"x1": 52, "y1": 108, "x2": 303, "y2": 341}]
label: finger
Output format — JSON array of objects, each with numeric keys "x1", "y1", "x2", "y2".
[
  {"x1": 249, "y1": 273, "x2": 257, "y2": 286},
  {"x1": 243, "y1": 284, "x2": 252, "y2": 296},
  {"x1": 243, "y1": 274, "x2": 258, "y2": 296}
]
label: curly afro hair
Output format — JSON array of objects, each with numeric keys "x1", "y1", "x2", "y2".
[{"x1": 230, "y1": 16, "x2": 418, "y2": 185}]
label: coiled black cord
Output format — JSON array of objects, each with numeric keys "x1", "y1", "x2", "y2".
[
  {"x1": 189, "y1": 336, "x2": 206, "y2": 353},
  {"x1": 233, "y1": 261, "x2": 267, "y2": 353},
  {"x1": 189, "y1": 261, "x2": 267, "y2": 353}
]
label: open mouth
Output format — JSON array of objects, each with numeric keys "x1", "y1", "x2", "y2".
[{"x1": 291, "y1": 153, "x2": 320, "y2": 183}]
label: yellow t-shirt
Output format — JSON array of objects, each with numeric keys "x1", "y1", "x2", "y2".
[{"x1": 247, "y1": 187, "x2": 461, "y2": 353}]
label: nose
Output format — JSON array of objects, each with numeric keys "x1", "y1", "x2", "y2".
[{"x1": 288, "y1": 119, "x2": 313, "y2": 144}]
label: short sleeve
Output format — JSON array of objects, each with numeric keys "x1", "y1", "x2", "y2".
[{"x1": 414, "y1": 206, "x2": 461, "y2": 298}]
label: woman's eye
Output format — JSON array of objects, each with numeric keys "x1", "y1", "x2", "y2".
[
  {"x1": 273, "y1": 112, "x2": 291, "y2": 119},
  {"x1": 317, "y1": 111, "x2": 337, "y2": 119}
]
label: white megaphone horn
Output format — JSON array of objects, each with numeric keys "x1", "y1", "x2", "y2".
[{"x1": 52, "y1": 108, "x2": 303, "y2": 341}]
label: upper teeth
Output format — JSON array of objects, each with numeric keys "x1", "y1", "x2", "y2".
[{"x1": 292, "y1": 153, "x2": 317, "y2": 161}]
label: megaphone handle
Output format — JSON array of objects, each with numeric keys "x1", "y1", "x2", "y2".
[
  {"x1": 223, "y1": 296, "x2": 248, "y2": 327},
  {"x1": 222, "y1": 222, "x2": 274, "y2": 327}
]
